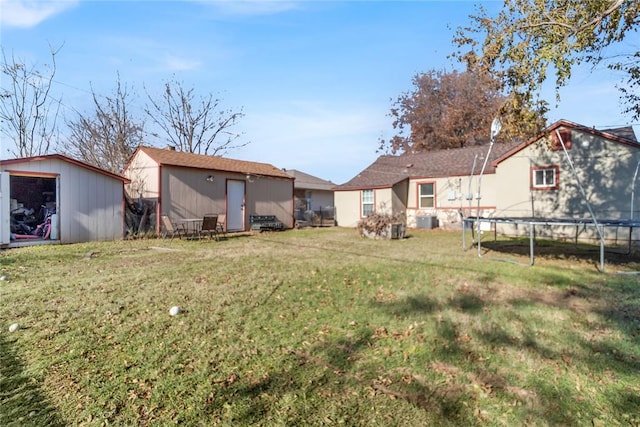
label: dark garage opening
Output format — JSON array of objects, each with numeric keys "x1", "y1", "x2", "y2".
[{"x1": 10, "y1": 175, "x2": 58, "y2": 241}]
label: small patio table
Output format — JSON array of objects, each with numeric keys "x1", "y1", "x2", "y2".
[{"x1": 179, "y1": 218, "x2": 202, "y2": 237}]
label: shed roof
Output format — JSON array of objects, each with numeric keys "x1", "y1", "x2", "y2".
[
  {"x1": 133, "y1": 146, "x2": 292, "y2": 179},
  {"x1": 335, "y1": 142, "x2": 519, "y2": 191},
  {"x1": 283, "y1": 169, "x2": 335, "y2": 191},
  {"x1": 0, "y1": 153, "x2": 130, "y2": 183}
]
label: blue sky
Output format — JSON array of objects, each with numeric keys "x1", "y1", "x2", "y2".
[{"x1": 1, "y1": 0, "x2": 637, "y2": 184}]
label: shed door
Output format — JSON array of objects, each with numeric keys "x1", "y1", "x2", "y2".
[
  {"x1": 226, "y1": 180, "x2": 245, "y2": 232},
  {"x1": 0, "y1": 172, "x2": 8, "y2": 244}
]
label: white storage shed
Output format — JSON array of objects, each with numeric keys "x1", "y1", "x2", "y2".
[{"x1": 0, "y1": 154, "x2": 128, "y2": 246}]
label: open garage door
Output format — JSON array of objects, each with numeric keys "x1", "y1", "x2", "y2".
[
  {"x1": 0, "y1": 172, "x2": 9, "y2": 245},
  {"x1": 9, "y1": 174, "x2": 58, "y2": 242}
]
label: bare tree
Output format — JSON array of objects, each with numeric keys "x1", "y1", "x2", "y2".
[
  {"x1": 0, "y1": 45, "x2": 62, "y2": 157},
  {"x1": 64, "y1": 74, "x2": 144, "y2": 174},
  {"x1": 144, "y1": 78, "x2": 247, "y2": 155}
]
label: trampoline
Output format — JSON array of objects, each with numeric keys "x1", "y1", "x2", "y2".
[{"x1": 463, "y1": 216, "x2": 640, "y2": 272}]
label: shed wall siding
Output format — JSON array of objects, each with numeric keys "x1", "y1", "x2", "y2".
[
  {"x1": 160, "y1": 166, "x2": 294, "y2": 230},
  {"x1": 62, "y1": 163, "x2": 124, "y2": 243},
  {"x1": 246, "y1": 178, "x2": 294, "y2": 228},
  {"x1": 162, "y1": 166, "x2": 227, "y2": 220}
]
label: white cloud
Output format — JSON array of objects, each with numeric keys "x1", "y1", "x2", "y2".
[
  {"x1": 194, "y1": 0, "x2": 300, "y2": 16},
  {"x1": 162, "y1": 53, "x2": 201, "y2": 72},
  {"x1": 0, "y1": 0, "x2": 78, "y2": 28}
]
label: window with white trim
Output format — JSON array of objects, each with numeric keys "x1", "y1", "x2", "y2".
[
  {"x1": 532, "y1": 167, "x2": 558, "y2": 189},
  {"x1": 419, "y1": 183, "x2": 435, "y2": 208},
  {"x1": 362, "y1": 189, "x2": 374, "y2": 217}
]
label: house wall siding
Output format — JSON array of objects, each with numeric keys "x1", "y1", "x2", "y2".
[
  {"x1": 405, "y1": 174, "x2": 498, "y2": 228},
  {"x1": 334, "y1": 190, "x2": 360, "y2": 227},
  {"x1": 334, "y1": 187, "x2": 398, "y2": 228},
  {"x1": 495, "y1": 128, "x2": 640, "y2": 242},
  {"x1": 125, "y1": 151, "x2": 159, "y2": 200},
  {"x1": 306, "y1": 190, "x2": 334, "y2": 211},
  {"x1": 496, "y1": 129, "x2": 640, "y2": 219}
]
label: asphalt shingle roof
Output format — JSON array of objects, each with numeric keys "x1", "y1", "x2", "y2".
[
  {"x1": 335, "y1": 142, "x2": 519, "y2": 191},
  {"x1": 283, "y1": 169, "x2": 335, "y2": 190},
  {"x1": 136, "y1": 146, "x2": 292, "y2": 179}
]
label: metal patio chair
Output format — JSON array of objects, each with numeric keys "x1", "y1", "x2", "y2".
[
  {"x1": 198, "y1": 214, "x2": 219, "y2": 241},
  {"x1": 216, "y1": 214, "x2": 227, "y2": 239},
  {"x1": 160, "y1": 215, "x2": 187, "y2": 241}
]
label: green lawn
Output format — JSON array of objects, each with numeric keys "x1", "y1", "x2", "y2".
[{"x1": 1, "y1": 227, "x2": 639, "y2": 426}]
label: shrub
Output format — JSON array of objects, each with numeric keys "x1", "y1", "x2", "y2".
[{"x1": 357, "y1": 211, "x2": 406, "y2": 238}]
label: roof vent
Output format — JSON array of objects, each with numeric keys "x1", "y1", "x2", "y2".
[{"x1": 166, "y1": 146, "x2": 176, "y2": 151}]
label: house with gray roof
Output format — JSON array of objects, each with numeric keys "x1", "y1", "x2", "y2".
[
  {"x1": 124, "y1": 146, "x2": 294, "y2": 234},
  {"x1": 334, "y1": 119, "x2": 640, "y2": 237},
  {"x1": 334, "y1": 141, "x2": 519, "y2": 229}
]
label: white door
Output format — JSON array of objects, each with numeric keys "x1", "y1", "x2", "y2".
[
  {"x1": 226, "y1": 180, "x2": 245, "y2": 231},
  {"x1": 0, "y1": 172, "x2": 9, "y2": 244}
]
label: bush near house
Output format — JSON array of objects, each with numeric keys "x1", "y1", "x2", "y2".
[{"x1": 357, "y1": 211, "x2": 406, "y2": 239}]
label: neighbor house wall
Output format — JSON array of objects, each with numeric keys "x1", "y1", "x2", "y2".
[{"x1": 305, "y1": 190, "x2": 334, "y2": 211}]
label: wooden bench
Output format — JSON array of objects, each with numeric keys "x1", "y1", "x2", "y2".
[{"x1": 250, "y1": 215, "x2": 284, "y2": 232}]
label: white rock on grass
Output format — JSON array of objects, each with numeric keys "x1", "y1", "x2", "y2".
[
  {"x1": 0, "y1": 275, "x2": 8, "y2": 281},
  {"x1": 169, "y1": 306, "x2": 181, "y2": 316},
  {"x1": 8, "y1": 323, "x2": 20, "y2": 332}
]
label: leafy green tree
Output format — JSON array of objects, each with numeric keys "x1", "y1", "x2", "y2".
[
  {"x1": 379, "y1": 67, "x2": 545, "y2": 154},
  {"x1": 452, "y1": 0, "x2": 640, "y2": 119}
]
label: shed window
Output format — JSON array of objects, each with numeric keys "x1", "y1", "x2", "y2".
[
  {"x1": 419, "y1": 183, "x2": 435, "y2": 208},
  {"x1": 532, "y1": 166, "x2": 559, "y2": 190},
  {"x1": 361, "y1": 189, "x2": 374, "y2": 217}
]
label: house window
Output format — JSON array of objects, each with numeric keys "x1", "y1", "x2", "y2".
[
  {"x1": 361, "y1": 189, "x2": 374, "y2": 217},
  {"x1": 419, "y1": 183, "x2": 435, "y2": 208},
  {"x1": 532, "y1": 166, "x2": 559, "y2": 190}
]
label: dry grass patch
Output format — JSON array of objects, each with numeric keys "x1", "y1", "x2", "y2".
[{"x1": 1, "y1": 228, "x2": 639, "y2": 426}]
